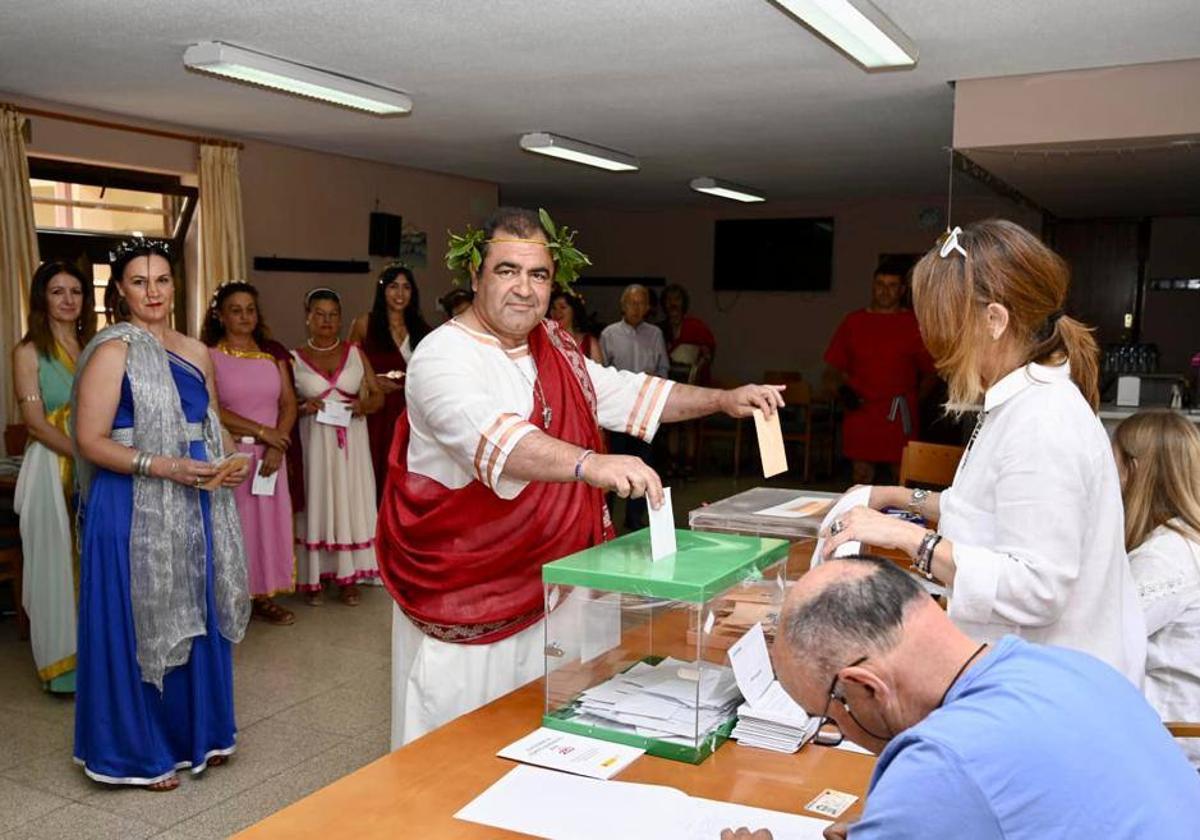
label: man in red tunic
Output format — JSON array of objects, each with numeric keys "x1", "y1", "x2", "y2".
[
  {"x1": 824, "y1": 264, "x2": 937, "y2": 485},
  {"x1": 376, "y1": 207, "x2": 784, "y2": 746}
]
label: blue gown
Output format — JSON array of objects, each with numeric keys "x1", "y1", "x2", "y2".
[{"x1": 74, "y1": 352, "x2": 237, "y2": 785}]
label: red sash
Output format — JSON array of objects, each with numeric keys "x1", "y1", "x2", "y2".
[{"x1": 376, "y1": 320, "x2": 613, "y2": 644}]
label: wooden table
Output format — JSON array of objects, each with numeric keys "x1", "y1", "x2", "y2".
[{"x1": 237, "y1": 679, "x2": 875, "y2": 839}]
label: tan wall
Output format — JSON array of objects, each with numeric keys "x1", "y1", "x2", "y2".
[
  {"x1": 554, "y1": 195, "x2": 1040, "y2": 384},
  {"x1": 954, "y1": 58, "x2": 1200, "y2": 149},
  {"x1": 13, "y1": 94, "x2": 498, "y2": 348}
]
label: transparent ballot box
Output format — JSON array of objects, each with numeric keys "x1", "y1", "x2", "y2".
[
  {"x1": 541, "y1": 529, "x2": 789, "y2": 764},
  {"x1": 687, "y1": 487, "x2": 839, "y2": 541}
]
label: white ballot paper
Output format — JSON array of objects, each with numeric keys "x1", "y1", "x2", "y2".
[
  {"x1": 497, "y1": 727, "x2": 644, "y2": 780},
  {"x1": 251, "y1": 467, "x2": 279, "y2": 497},
  {"x1": 727, "y1": 623, "x2": 817, "y2": 753},
  {"x1": 315, "y1": 399, "x2": 352, "y2": 428},
  {"x1": 456, "y1": 764, "x2": 831, "y2": 840},
  {"x1": 809, "y1": 485, "x2": 870, "y2": 568},
  {"x1": 649, "y1": 487, "x2": 677, "y2": 560}
]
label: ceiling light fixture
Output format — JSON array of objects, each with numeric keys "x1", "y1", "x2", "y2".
[
  {"x1": 183, "y1": 41, "x2": 412, "y2": 115},
  {"x1": 519, "y1": 132, "x2": 639, "y2": 172},
  {"x1": 771, "y1": 0, "x2": 917, "y2": 70},
  {"x1": 689, "y1": 177, "x2": 766, "y2": 203}
]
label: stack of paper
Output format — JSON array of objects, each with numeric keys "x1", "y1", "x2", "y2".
[
  {"x1": 569, "y1": 657, "x2": 742, "y2": 745},
  {"x1": 727, "y1": 623, "x2": 817, "y2": 753}
]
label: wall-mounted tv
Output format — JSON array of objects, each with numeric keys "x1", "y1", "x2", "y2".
[{"x1": 713, "y1": 217, "x2": 834, "y2": 291}]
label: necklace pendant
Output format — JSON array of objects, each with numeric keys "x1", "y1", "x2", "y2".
[{"x1": 543, "y1": 405, "x2": 553, "y2": 428}]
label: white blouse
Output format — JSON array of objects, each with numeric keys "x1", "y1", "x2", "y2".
[
  {"x1": 939, "y1": 362, "x2": 1146, "y2": 685},
  {"x1": 405, "y1": 319, "x2": 674, "y2": 500},
  {"x1": 1130, "y1": 522, "x2": 1200, "y2": 765}
]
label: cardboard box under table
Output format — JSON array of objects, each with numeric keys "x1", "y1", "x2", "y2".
[{"x1": 541, "y1": 528, "x2": 789, "y2": 764}]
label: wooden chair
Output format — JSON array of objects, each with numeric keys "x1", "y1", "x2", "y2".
[
  {"x1": 766, "y1": 376, "x2": 834, "y2": 482},
  {"x1": 1166, "y1": 721, "x2": 1200, "y2": 738},
  {"x1": 898, "y1": 441, "x2": 965, "y2": 490}
]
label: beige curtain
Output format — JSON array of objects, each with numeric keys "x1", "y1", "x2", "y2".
[
  {"x1": 195, "y1": 143, "x2": 247, "y2": 335},
  {"x1": 0, "y1": 107, "x2": 40, "y2": 429}
]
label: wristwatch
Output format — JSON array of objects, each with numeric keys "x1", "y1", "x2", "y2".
[{"x1": 909, "y1": 487, "x2": 930, "y2": 515}]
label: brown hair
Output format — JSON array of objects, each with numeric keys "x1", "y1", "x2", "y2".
[
  {"x1": 910, "y1": 219, "x2": 1099, "y2": 413},
  {"x1": 22, "y1": 260, "x2": 97, "y2": 356},
  {"x1": 1113, "y1": 410, "x2": 1200, "y2": 551}
]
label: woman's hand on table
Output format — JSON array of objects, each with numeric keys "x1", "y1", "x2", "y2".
[
  {"x1": 821, "y1": 505, "x2": 924, "y2": 560},
  {"x1": 259, "y1": 446, "x2": 283, "y2": 477}
]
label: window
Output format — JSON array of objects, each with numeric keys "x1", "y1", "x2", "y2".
[{"x1": 29, "y1": 158, "x2": 197, "y2": 325}]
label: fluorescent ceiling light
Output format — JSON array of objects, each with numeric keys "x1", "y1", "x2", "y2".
[
  {"x1": 690, "y1": 177, "x2": 765, "y2": 203},
  {"x1": 519, "y1": 132, "x2": 639, "y2": 172},
  {"x1": 183, "y1": 41, "x2": 412, "y2": 115},
  {"x1": 771, "y1": 0, "x2": 917, "y2": 70}
]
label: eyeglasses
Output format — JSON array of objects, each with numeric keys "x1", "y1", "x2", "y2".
[{"x1": 811, "y1": 655, "x2": 889, "y2": 747}]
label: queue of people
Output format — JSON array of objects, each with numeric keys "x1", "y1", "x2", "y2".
[{"x1": 8, "y1": 211, "x2": 1200, "y2": 820}]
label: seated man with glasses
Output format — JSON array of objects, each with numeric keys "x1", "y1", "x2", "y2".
[{"x1": 752, "y1": 556, "x2": 1198, "y2": 840}]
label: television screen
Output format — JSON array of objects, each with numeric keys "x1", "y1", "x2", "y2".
[{"x1": 713, "y1": 217, "x2": 834, "y2": 291}]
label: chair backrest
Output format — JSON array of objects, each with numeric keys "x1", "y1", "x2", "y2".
[
  {"x1": 898, "y1": 441, "x2": 965, "y2": 489},
  {"x1": 1166, "y1": 721, "x2": 1200, "y2": 738}
]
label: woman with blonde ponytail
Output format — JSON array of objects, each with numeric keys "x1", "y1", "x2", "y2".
[
  {"x1": 821, "y1": 219, "x2": 1145, "y2": 684},
  {"x1": 1114, "y1": 410, "x2": 1200, "y2": 765}
]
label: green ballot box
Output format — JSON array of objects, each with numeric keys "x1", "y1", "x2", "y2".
[{"x1": 541, "y1": 528, "x2": 790, "y2": 764}]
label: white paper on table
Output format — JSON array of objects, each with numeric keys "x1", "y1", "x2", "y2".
[
  {"x1": 689, "y1": 796, "x2": 832, "y2": 840},
  {"x1": 810, "y1": 485, "x2": 870, "y2": 567},
  {"x1": 580, "y1": 592, "x2": 622, "y2": 664},
  {"x1": 455, "y1": 765, "x2": 684, "y2": 840},
  {"x1": 455, "y1": 765, "x2": 831, "y2": 840},
  {"x1": 251, "y1": 468, "x2": 279, "y2": 497},
  {"x1": 754, "y1": 495, "x2": 835, "y2": 520},
  {"x1": 649, "y1": 486, "x2": 677, "y2": 560},
  {"x1": 315, "y1": 399, "x2": 352, "y2": 428},
  {"x1": 727, "y1": 622, "x2": 774, "y2": 705},
  {"x1": 834, "y1": 739, "x2": 875, "y2": 756},
  {"x1": 496, "y1": 728, "x2": 644, "y2": 781}
]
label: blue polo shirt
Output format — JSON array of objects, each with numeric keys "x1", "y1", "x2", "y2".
[{"x1": 852, "y1": 636, "x2": 1200, "y2": 839}]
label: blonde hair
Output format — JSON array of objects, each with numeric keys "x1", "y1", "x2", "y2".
[
  {"x1": 1113, "y1": 410, "x2": 1200, "y2": 551},
  {"x1": 911, "y1": 219, "x2": 1099, "y2": 414}
]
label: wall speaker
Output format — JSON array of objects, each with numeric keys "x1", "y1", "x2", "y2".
[{"x1": 369, "y1": 212, "x2": 402, "y2": 257}]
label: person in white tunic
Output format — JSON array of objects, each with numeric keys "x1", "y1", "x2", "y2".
[
  {"x1": 376, "y1": 206, "x2": 786, "y2": 747},
  {"x1": 292, "y1": 288, "x2": 383, "y2": 607},
  {"x1": 820, "y1": 219, "x2": 1146, "y2": 686},
  {"x1": 1113, "y1": 409, "x2": 1200, "y2": 765}
]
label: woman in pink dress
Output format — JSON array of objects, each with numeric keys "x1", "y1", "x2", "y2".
[{"x1": 203, "y1": 282, "x2": 298, "y2": 625}]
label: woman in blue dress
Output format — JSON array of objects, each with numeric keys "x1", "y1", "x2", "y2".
[{"x1": 71, "y1": 238, "x2": 251, "y2": 791}]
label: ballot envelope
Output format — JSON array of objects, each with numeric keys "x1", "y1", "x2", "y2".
[{"x1": 541, "y1": 529, "x2": 789, "y2": 764}]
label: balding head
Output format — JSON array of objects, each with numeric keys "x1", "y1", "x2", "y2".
[
  {"x1": 619, "y1": 284, "x2": 650, "y2": 326},
  {"x1": 773, "y1": 556, "x2": 979, "y2": 751}
]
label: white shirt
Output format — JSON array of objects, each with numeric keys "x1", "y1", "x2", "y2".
[
  {"x1": 1130, "y1": 522, "x2": 1200, "y2": 765},
  {"x1": 405, "y1": 319, "x2": 674, "y2": 500},
  {"x1": 939, "y1": 361, "x2": 1147, "y2": 685},
  {"x1": 600, "y1": 320, "x2": 669, "y2": 378}
]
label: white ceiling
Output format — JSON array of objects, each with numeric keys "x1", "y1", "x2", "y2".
[{"x1": 1, "y1": 0, "x2": 1198, "y2": 208}]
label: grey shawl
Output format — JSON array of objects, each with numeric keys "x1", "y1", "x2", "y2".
[{"x1": 71, "y1": 323, "x2": 250, "y2": 690}]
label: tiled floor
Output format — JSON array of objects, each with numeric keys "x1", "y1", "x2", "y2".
[{"x1": 0, "y1": 464, "x2": 846, "y2": 839}]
